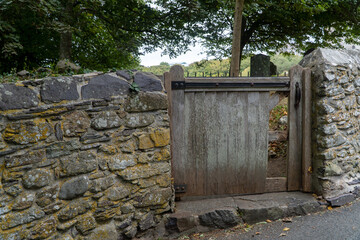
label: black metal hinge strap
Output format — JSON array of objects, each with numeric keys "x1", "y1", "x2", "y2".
[{"x1": 171, "y1": 81, "x2": 290, "y2": 90}]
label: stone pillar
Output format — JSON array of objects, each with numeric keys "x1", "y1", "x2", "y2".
[
  {"x1": 250, "y1": 54, "x2": 270, "y2": 77},
  {"x1": 300, "y1": 48, "x2": 360, "y2": 204}
]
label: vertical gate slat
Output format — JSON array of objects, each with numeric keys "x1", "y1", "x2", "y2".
[
  {"x1": 194, "y1": 92, "x2": 206, "y2": 195},
  {"x1": 215, "y1": 92, "x2": 228, "y2": 194},
  {"x1": 247, "y1": 92, "x2": 268, "y2": 193},
  {"x1": 288, "y1": 65, "x2": 304, "y2": 191},
  {"x1": 184, "y1": 92, "x2": 196, "y2": 194},
  {"x1": 257, "y1": 92, "x2": 270, "y2": 192},
  {"x1": 205, "y1": 92, "x2": 218, "y2": 195},
  {"x1": 227, "y1": 92, "x2": 238, "y2": 193},
  {"x1": 238, "y1": 92, "x2": 248, "y2": 193}
]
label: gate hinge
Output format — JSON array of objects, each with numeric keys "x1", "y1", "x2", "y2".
[
  {"x1": 171, "y1": 81, "x2": 186, "y2": 90},
  {"x1": 174, "y1": 184, "x2": 187, "y2": 193}
]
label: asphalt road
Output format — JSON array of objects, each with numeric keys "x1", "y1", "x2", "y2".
[{"x1": 184, "y1": 199, "x2": 360, "y2": 240}]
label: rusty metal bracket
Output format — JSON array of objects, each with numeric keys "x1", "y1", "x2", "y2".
[{"x1": 174, "y1": 184, "x2": 187, "y2": 193}]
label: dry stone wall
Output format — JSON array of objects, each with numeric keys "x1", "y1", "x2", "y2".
[
  {"x1": 301, "y1": 48, "x2": 360, "y2": 202},
  {"x1": 0, "y1": 71, "x2": 173, "y2": 240}
]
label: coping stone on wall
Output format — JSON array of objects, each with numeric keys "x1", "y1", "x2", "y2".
[
  {"x1": 134, "y1": 72, "x2": 164, "y2": 92},
  {"x1": 81, "y1": 74, "x2": 129, "y2": 100},
  {"x1": 40, "y1": 77, "x2": 79, "y2": 103},
  {"x1": 0, "y1": 84, "x2": 39, "y2": 110},
  {"x1": 116, "y1": 70, "x2": 132, "y2": 81},
  {"x1": 300, "y1": 48, "x2": 360, "y2": 68}
]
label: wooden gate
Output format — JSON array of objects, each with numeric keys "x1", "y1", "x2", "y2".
[{"x1": 165, "y1": 65, "x2": 312, "y2": 197}]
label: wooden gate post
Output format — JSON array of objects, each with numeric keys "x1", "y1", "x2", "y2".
[
  {"x1": 302, "y1": 68, "x2": 312, "y2": 192},
  {"x1": 288, "y1": 65, "x2": 303, "y2": 191},
  {"x1": 288, "y1": 65, "x2": 312, "y2": 192},
  {"x1": 167, "y1": 66, "x2": 186, "y2": 193}
]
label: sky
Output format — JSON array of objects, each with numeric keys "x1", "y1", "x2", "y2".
[{"x1": 139, "y1": 44, "x2": 211, "y2": 67}]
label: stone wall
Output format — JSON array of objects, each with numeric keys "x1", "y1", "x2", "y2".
[
  {"x1": 301, "y1": 48, "x2": 360, "y2": 201},
  {"x1": 0, "y1": 71, "x2": 173, "y2": 239}
]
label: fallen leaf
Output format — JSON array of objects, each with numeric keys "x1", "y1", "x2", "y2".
[
  {"x1": 280, "y1": 233, "x2": 287, "y2": 237},
  {"x1": 282, "y1": 217, "x2": 293, "y2": 223},
  {"x1": 328, "y1": 206, "x2": 333, "y2": 210},
  {"x1": 283, "y1": 227, "x2": 290, "y2": 231},
  {"x1": 255, "y1": 232, "x2": 261, "y2": 235},
  {"x1": 266, "y1": 219, "x2": 272, "y2": 223}
]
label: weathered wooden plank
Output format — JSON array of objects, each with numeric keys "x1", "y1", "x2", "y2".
[
  {"x1": 256, "y1": 92, "x2": 270, "y2": 192},
  {"x1": 238, "y1": 92, "x2": 248, "y2": 193},
  {"x1": 169, "y1": 66, "x2": 185, "y2": 192},
  {"x1": 287, "y1": 65, "x2": 303, "y2": 191},
  {"x1": 204, "y1": 92, "x2": 218, "y2": 195},
  {"x1": 164, "y1": 71, "x2": 173, "y2": 176},
  {"x1": 216, "y1": 92, "x2": 229, "y2": 195},
  {"x1": 164, "y1": 72, "x2": 172, "y2": 115},
  {"x1": 184, "y1": 92, "x2": 196, "y2": 195},
  {"x1": 193, "y1": 92, "x2": 207, "y2": 195},
  {"x1": 247, "y1": 92, "x2": 268, "y2": 193},
  {"x1": 265, "y1": 177, "x2": 287, "y2": 192},
  {"x1": 227, "y1": 92, "x2": 238, "y2": 193},
  {"x1": 302, "y1": 68, "x2": 312, "y2": 192}
]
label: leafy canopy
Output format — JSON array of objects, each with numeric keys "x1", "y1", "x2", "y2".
[
  {"x1": 182, "y1": 0, "x2": 360, "y2": 59},
  {"x1": 0, "y1": 0, "x2": 198, "y2": 73}
]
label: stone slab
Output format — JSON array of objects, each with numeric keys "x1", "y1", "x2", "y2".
[
  {"x1": 134, "y1": 72, "x2": 163, "y2": 92},
  {"x1": 326, "y1": 193, "x2": 355, "y2": 207},
  {"x1": 167, "y1": 192, "x2": 324, "y2": 236},
  {"x1": 40, "y1": 78, "x2": 79, "y2": 103},
  {"x1": 81, "y1": 74, "x2": 129, "y2": 100},
  {"x1": 0, "y1": 84, "x2": 39, "y2": 110}
]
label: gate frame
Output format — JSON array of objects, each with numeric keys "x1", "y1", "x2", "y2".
[{"x1": 165, "y1": 65, "x2": 312, "y2": 196}]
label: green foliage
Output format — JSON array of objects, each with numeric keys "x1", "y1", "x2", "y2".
[
  {"x1": 138, "y1": 54, "x2": 301, "y2": 77},
  {"x1": 2, "y1": 0, "x2": 358, "y2": 74},
  {"x1": 191, "y1": 0, "x2": 360, "y2": 59},
  {"x1": 269, "y1": 104, "x2": 288, "y2": 131},
  {"x1": 129, "y1": 82, "x2": 140, "y2": 93},
  {"x1": 138, "y1": 62, "x2": 171, "y2": 75},
  {"x1": 0, "y1": 0, "x2": 200, "y2": 73},
  {"x1": 0, "y1": 0, "x2": 61, "y2": 72},
  {"x1": 270, "y1": 54, "x2": 302, "y2": 74}
]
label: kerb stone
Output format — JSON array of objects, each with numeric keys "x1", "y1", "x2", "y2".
[{"x1": 326, "y1": 194, "x2": 355, "y2": 207}]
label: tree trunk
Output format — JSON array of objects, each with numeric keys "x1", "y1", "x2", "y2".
[
  {"x1": 230, "y1": 0, "x2": 245, "y2": 77},
  {"x1": 59, "y1": 31, "x2": 72, "y2": 60},
  {"x1": 59, "y1": 0, "x2": 74, "y2": 60}
]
